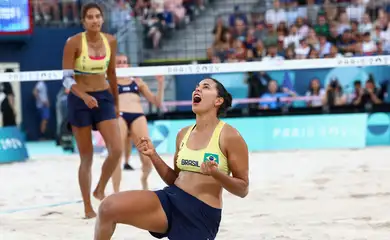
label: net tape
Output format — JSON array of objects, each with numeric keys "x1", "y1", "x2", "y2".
[{"x1": 1, "y1": 55, "x2": 389, "y2": 82}]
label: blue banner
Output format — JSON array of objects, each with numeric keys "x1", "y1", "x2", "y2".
[
  {"x1": 0, "y1": 127, "x2": 29, "y2": 163},
  {"x1": 149, "y1": 113, "x2": 368, "y2": 154},
  {"x1": 86, "y1": 113, "x2": 390, "y2": 154}
]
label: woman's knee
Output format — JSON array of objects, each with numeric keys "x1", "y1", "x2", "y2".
[
  {"x1": 141, "y1": 156, "x2": 152, "y2": 173},
  {"x1": 109, "y1": 144, "x2": 123, "y2": 160},
  {"x1": 98, "y1": 195, "x2": 117, "y2": 221},
  {"x1": 79, "y1": 152, "x2": 93, "y2": 168}
]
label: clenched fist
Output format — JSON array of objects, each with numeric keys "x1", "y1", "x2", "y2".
[{"x1": 136, "y1": 137, "x2": 156, "y2": 157}]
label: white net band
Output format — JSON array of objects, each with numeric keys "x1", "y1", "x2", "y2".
[{"x1": 1, "y1": 56, "x2": 388, "y2": 82}]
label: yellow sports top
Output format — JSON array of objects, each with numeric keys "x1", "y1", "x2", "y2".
[
  {"x1": 176, "y1": 121, "x2": 230, "y2": 175},
  {"x1": 74, "y1": 32, "x2": 111, "y2": 75}
]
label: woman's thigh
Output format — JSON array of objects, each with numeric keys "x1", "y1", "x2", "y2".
[
  {"x1": 100, "y1": 190, "x2": 168, "y2": 233},
  {"x1": 129, "y1": 116, "x2": 149, "y2": 144},
  {"x1": 96, "y1": 119, "x2": 122, "y2": 152}
]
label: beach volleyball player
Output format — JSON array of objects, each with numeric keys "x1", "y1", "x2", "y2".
[
  {"x1": 111, "y1": 54, "x2": 165, "y2": 192},
  {"x1": 62, "y1": 3, "x2": 122, "y2": 218},
  {"x1": 94, "y1": 78, "x2": 249, "y2": 240}
]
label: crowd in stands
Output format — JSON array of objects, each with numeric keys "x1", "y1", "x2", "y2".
[
  {"x1": 208, "y1": 0, "x2": 390, "y2": 63},
  {"x1": 132, "y1": 0, "x2": 207, "y2": 49},
  {"x1": 33, "y1": 0, "x2": 207, "y2": 50},
  {"x1": 207, "y1": 0, "x2": 390, "y2": 111},
  {"x1": 248, "y1": 72, "x2": 388, "y2": 111},
  {"x1": 33, "y1": 0, "x2": 81, "y2": 25}
]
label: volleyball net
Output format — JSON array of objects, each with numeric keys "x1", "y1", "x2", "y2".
[
  {"x1": 1, "y1": 55, "x2": 390, "y2": 161},
  {"x1": 1, "y1": 55, "x2": 390, "y2": 112}
]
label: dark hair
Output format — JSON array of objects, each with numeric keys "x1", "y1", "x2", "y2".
[
  {"x1": 208, "y1": 78, "x2": 232, "y2": 116},
  {"x1": 4, "y1": 68, "x2": 14, "y2": 73},
  {"x1": 81, "y1": 2, "x2": 103, "y2": 19}
]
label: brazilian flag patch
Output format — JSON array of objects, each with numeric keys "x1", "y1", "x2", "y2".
[{"x1": 203, "y1": 153, "x2": 219, "y2": 164}]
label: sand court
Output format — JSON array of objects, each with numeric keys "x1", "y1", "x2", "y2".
[{"x1": 1, "y1": 147, "x2": 390, "y2": 239}]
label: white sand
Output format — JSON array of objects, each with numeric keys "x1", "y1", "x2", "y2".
[{"x1": 1, "y1": 148, "x2": 390, "y2": 239}]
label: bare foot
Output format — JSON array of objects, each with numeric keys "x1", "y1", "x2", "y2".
[
  {"x1": 83, "y1": 210, "x2": 97, "y2": 219},
  {"x1": 93, "y1": 188, "x2": 106, "y2": 201}
]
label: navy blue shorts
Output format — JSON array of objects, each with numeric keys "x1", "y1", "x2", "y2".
[
  {"x1": 67, "y1": 90, "x2": 116, "y2": 131},
  {"x1": 38, "y1": 106, "x2": 50, "y2": 120},
  {"x1": 150, "y1": 185, "x2": 222, "y2": 240},
  {"x1": 120, "y1": 112, "x2": 144, "y2": 128}
]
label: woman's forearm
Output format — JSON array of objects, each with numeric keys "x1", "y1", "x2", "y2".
[{"x1": 150, "y1": 151, "x2": 178, "y2": 185}]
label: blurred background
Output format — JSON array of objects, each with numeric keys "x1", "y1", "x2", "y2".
[{"x1": 1, "y1": 0, "x2": 390, "y2": 156}]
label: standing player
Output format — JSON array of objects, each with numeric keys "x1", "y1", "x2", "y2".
[
  {"x1": 111, "y1": 54, "x2": 165, "y2": 193},
  {"x1": 62, "y1": 2, "x2": 122, "y2": 219},
  {"x1": 94, "y1": 78, "x2": 249, "y2": 240}
]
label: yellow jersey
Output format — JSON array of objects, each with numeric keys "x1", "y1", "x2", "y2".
[
  {"x1": 74, "y1": 32, "x2": 111, "y2": 75},
  {"x1": 176, "y1": 121, "x2": 230, "y2": 175}
]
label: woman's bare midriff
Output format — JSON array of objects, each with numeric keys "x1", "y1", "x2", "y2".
[
  {"x1": 174, "y1": 171, "x2": 223, "y2": 209},
  {"x1": 75, "y1": 74, "x2": 109, "y2": 92},
  {"x1": 118, "y1": 93, "x2": 144, "y2": 113}
]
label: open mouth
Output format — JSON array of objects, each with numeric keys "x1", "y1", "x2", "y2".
[{"x1": 193, "y1": 94, "x2": 202, "y2": 104}]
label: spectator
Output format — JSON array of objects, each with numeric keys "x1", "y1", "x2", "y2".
[
  {"x1": 308, "y1": 48, "x2": 320, "y2": 58},
  {"x1": 317, "y1": 34, "x2": 332, "y2": 57},
  {"x1": 325, "y1": 44, "x2": 344, "y2": 58},
  {"x1": 254, "y1": 21, "x2": 267, "y2": 41},
  {"x1": 212, "y1": 17, "x2": 229, "y2": 41},
  {"x1": 296, "y1": 17, "x2": 309, "y2": 37},
  {"x1": 284, "y1": 24, "x2": 301, "y2": 48},
  {"x1": 263, "y1": 24, "x2": 278, "y2": 47},
  {"x1": 337, "y1": 29, "x2": 356, "y2": 55},
  {"x1": 380, "y1": 22, "x2": 390, "y2": 51},
  {"x1": 165, "y1": 0, "x2": 186, "y2": 25},
  {"x1": 33, "y1": 81, "x2": 50, "y2": 139},
  {"x1": 259, "y1": 80, "x2": 290, "y2": 110},
  {"x1": 1, "y1": 69, "x2": 16, "y2": 127},
  {"x1": 307, "y1": 28, "x2": 320, "y2": 48},
  {"x1": 265, "y1": 0, "x2": 287, "y2": 26},
  {"x1": 338, "y1": 12, "x2": 352, "y2": 35},
  {"x1": 353, "y1": 79, "x2": 383, "y2": 106},
  {"x1": 143, "y1": 13, "x2": 164, "y2": 49},
  {"x1": 246, "y1": 72, "x2": 272, "y2": 110},
  {"x1": 263, "y1": 44, "x2": 285, "y2": 61},
  {"x1": 286, "y1": 0, "x2": 305, "y2": 26},
  {"x1": 303, "y1": 0, "x2": 320, "y2": 26},
  {"x1": 229, "y1": 5, "x2": 248, "y2": 28},
  {"x1": 314, "y1": 15, "x2": 330, "y2": 37},
  {"x1": 323, "y1": 78, "x2": 347, "y2": 107},
  {"x1": 61, "y1": 0, "x2": 80, "y2": 24},
  {"x1": 232, "y1": 18, "x2": 248, "y2": 42},
  {"x1": 361, "y1": 32, "x2": 377, "y2": 55},
  {"x1": 284, "y1": 46, "x2": 296, "y2": 59},
  {"x1": 359, "y1": 13, "x2": 373, "y2": 33},
  {"x1": 351, "y1": 80, "x2": 363, "y2": 105},
  {"x1": 306, "y1": 78, "x2": 325, "y2": 107},
  {"x1": 327, "y1": 21, "x2": 340, "y2": 45},
  {"x1": 295, "y1": 38, "x2": 311, "y2": 59},
  {"x1": 346, "y1": 0, "x2": 366, "y2": 22},
  {"x1": 248, "y1": 39, "x2": 265, "y2": 60},
  {"x1": 33, "y1": 0, "x2": 60, "y2": 24}
]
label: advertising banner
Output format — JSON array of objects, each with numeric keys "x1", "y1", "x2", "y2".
[
  {"x1": 91, "y1": 113, "x2": 390, "y2": 155},
  {"x1": 147, "y1": 114, "x2": 368, "y2": 154},
  {"x1": 0, "y1": 0, "x2": 32, "y2": 38},
  {"x1": 366, "y1": 112, "x2": 390, "y2": 146},
  {"x1": 0, "y1": 126, "x2": 29, "y2": 163}
]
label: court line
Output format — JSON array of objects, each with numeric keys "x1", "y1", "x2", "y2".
[{"x1": 0, "y1": 200, "x2": 82, "y2": 214}]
